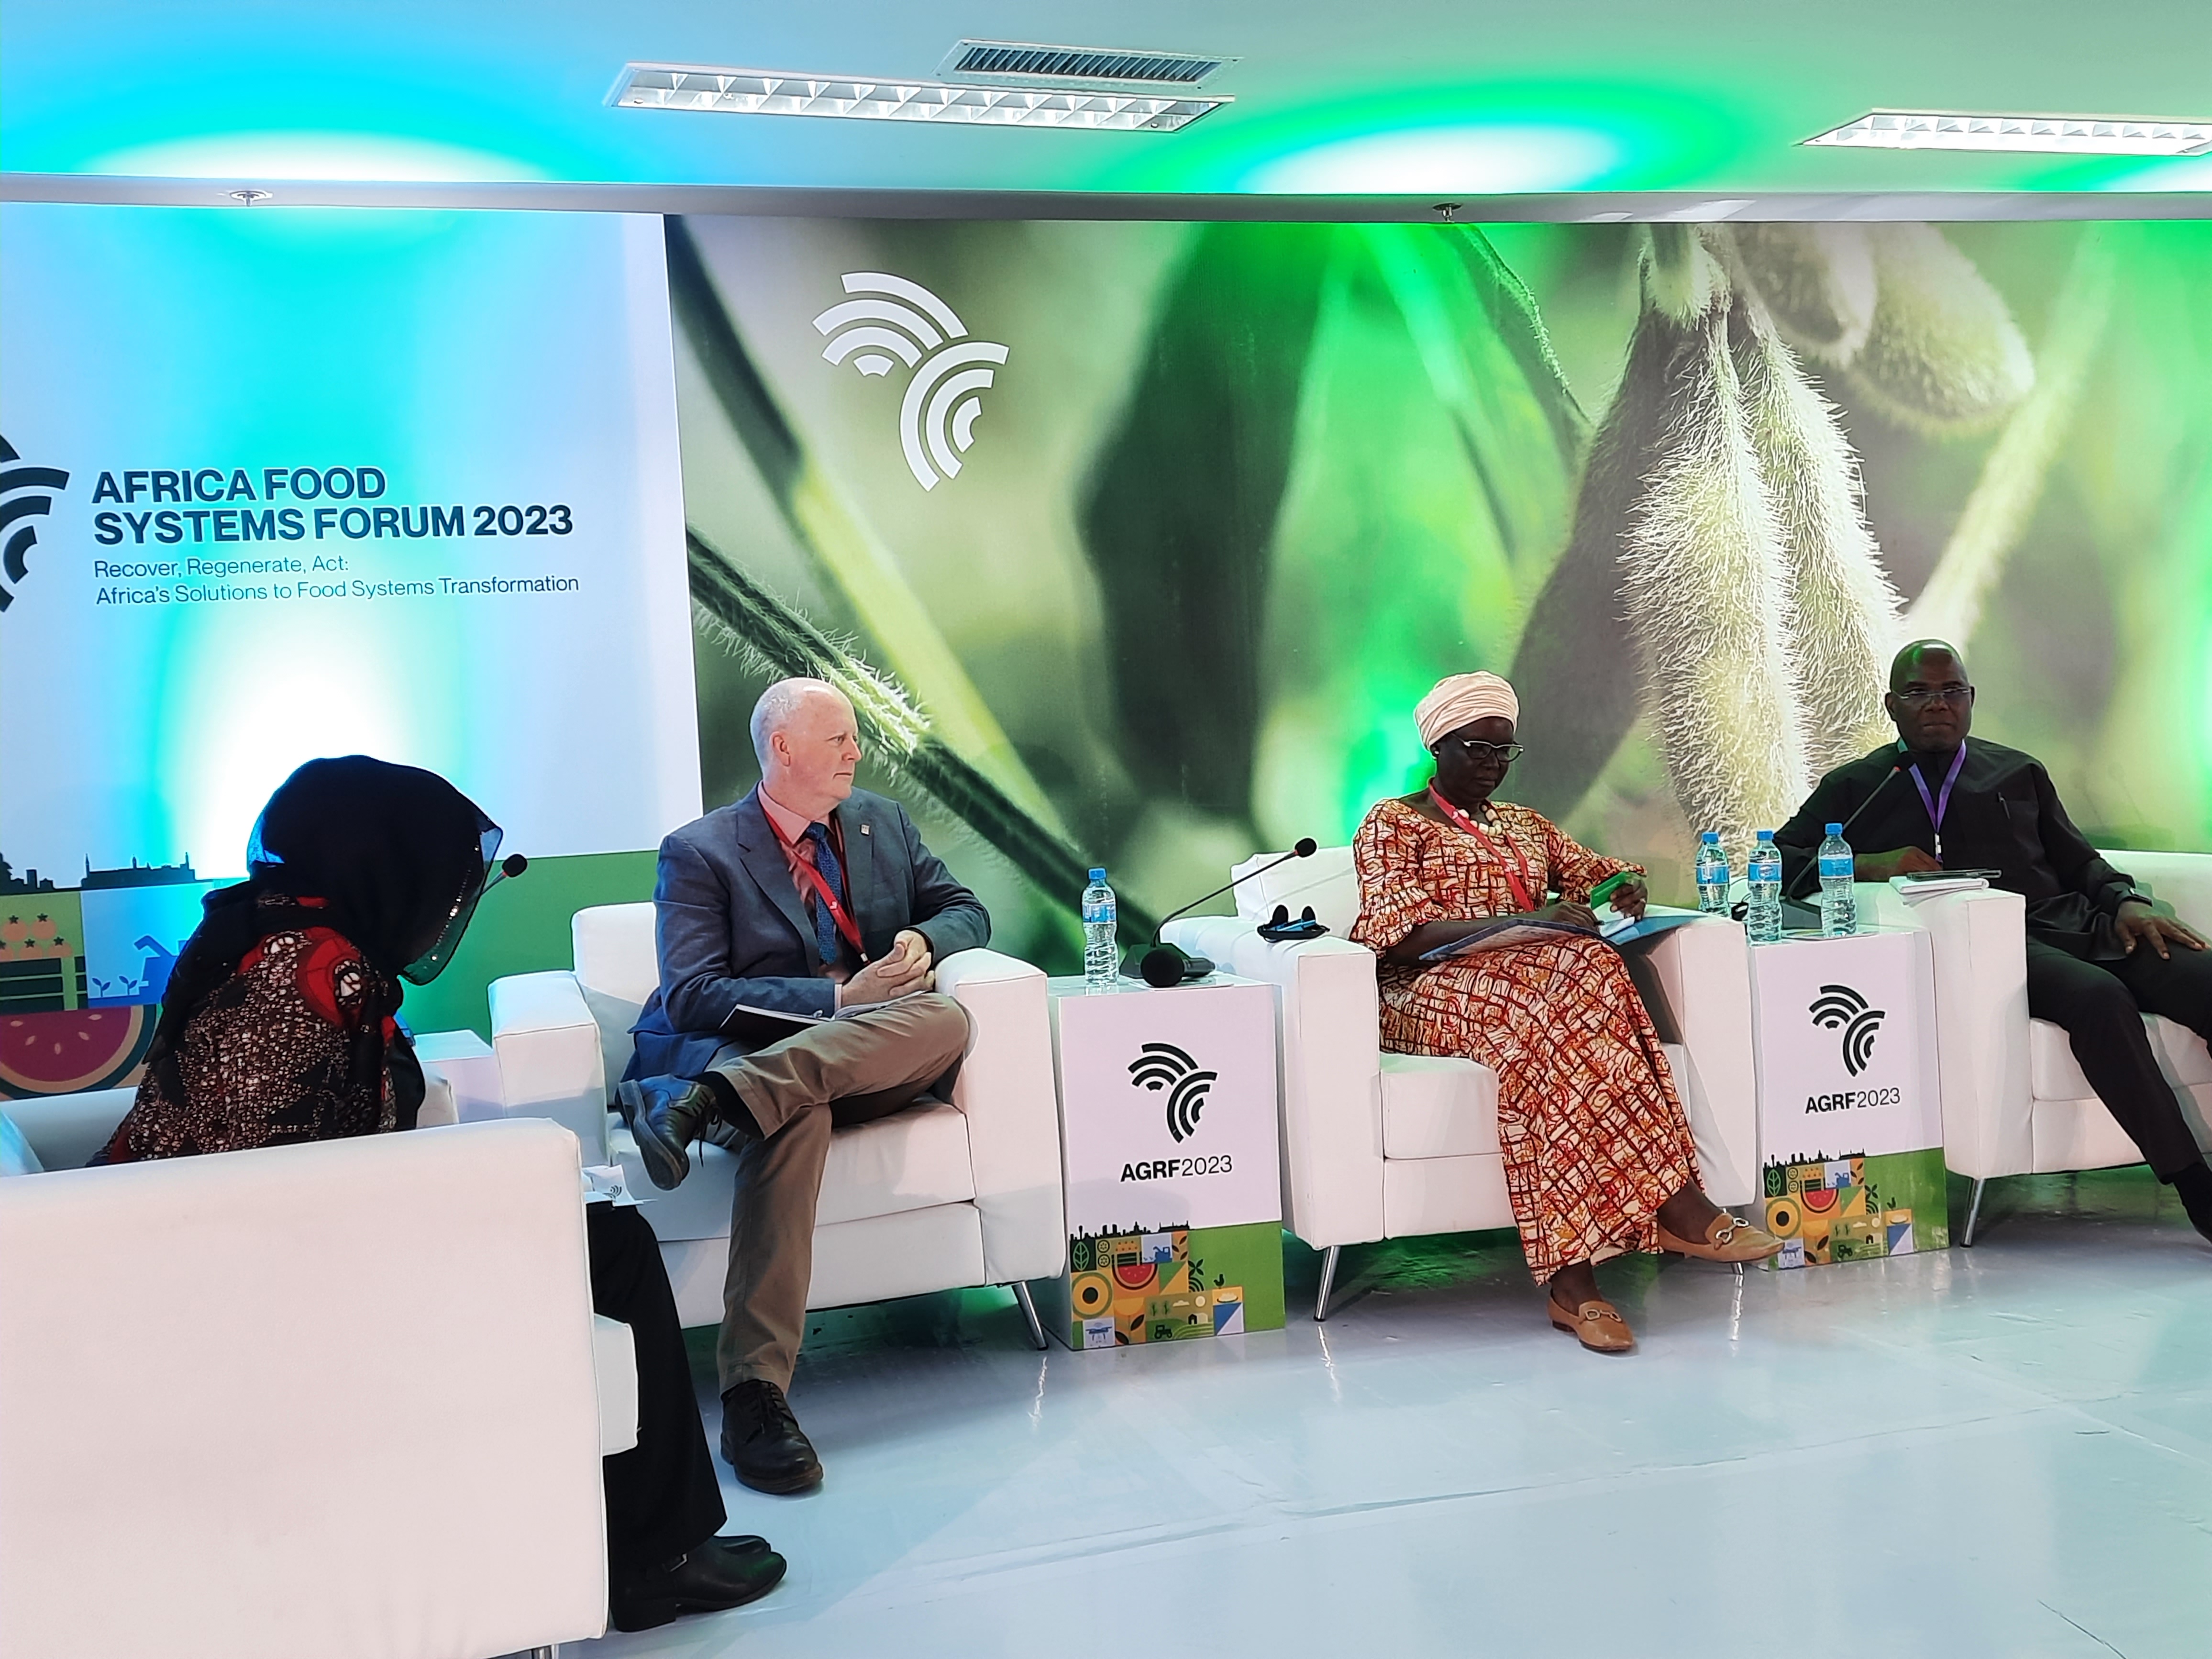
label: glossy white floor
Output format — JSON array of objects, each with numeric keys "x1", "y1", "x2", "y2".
[{"x1": 575, "y1": 1172, "x2": 2212, "y2": 1659}]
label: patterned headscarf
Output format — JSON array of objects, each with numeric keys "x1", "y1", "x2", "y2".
[{"x1": 1416, "y1": 672, "x2": 1520, "y2": 748}]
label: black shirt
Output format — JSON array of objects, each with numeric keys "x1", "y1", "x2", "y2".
[{"x1": 1775, "y1": 738, "x2": 2141, "y2": 960}]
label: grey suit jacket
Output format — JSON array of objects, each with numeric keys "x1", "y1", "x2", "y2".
[{"x1": 626, "y1": 785, "x2": 990, "y2": 1081}]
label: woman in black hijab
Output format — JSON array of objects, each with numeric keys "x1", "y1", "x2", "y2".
[{"x1": 100, "y1": 756, "x2": 785, "y2": 1632}]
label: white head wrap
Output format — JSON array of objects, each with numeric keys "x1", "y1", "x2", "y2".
[{"x1": 1415, "y1": 671, "x2": 1519, "y2": 748}]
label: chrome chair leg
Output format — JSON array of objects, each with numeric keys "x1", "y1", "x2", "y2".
[
  {"x1": 1314, "y1": 1244, "x2": 1341, "y2": 1322},
  {"x1": 1010, "y1": 1280, "x2": 1049, "y2": 1350},
  {"x1": 1962, "y1": 1177, "x2": 1988, "y2": 1247},
  {"x1": 528, "y1": 1647, "x2": 558, "y2": 1658}
]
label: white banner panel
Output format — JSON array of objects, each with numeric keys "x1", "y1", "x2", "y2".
[
  {"x1": 1050, "y1": 978, "x2": 1281, "y2": 1234},
  {"x1": 0, "y1": 204, "x2": 698, "y2": 878},
  {"x1": 1748, "y1": 929, "x2": 1943, "y2": 1165}
]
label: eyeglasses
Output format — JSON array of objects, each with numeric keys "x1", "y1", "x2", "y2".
[
  {"x1": 1434, "y1": 736, "x2": 1524, "y2": 763},
  {"x1": 1893, "y1": 685, "x2": 1973, "y2": 709}
]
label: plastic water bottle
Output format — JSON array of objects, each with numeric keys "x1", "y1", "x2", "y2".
[
  {"x1": 1694, "y1": 831, "x2": 1730, "y2": 915},
  {"x1": 1082, "y1": 868, "x2": 1118, "y2": 989},
  {"x1": 1746, "y1": 832, "x2": 1783, "y2": 944},
  {"x1": 1818, "y1": 822, "x2": 1857, "y2": 938}
]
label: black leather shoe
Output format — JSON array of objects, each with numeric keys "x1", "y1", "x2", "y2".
[
  {"x1": 720, "y1": 1379, "x2": 823, "y2": 1494},
  {"x1": 617, "y1": 1074, "x2": 716, "y2": 1190},
  {"x1": 609, "y1": 1535, "x2": 787, "y2": 1632}
]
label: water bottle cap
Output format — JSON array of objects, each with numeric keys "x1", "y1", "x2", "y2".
[
  {"x1": 1825, "y1": 822, "x2": 1843, "y2": 835},
  {"x1": 1088, "y1": 868, "x2": 1106, "y2": 882},
  {"x1": 1700, "y1": 831, "x2": 1719, "y2": 842},
  {"x1": 1756, "y1": 830, "x2": 1775, "y2": 840}
]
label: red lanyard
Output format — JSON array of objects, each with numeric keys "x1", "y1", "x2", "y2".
[
  {"x1": 1427, "y1": 787, "x2": 1540, "y2": 912},
  {"x1": 766, "y1": 812, "x2": 868, "y2": 961}
]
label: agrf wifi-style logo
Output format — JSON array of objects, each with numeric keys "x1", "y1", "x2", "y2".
[
  {"x1": 1809, "y1": 983, "x2": 1885, "y2": 1077},
  {"x1": 1127, "y1": 1042, "x2": 1217, "y2": 1144},
  {"x1": 812, "y1": 272, "x2": 1008, "y2": 493},
  {"x1": 0, "y1": 435, "x2": 70, "y2": 613}
]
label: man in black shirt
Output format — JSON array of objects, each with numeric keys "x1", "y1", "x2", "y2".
[{"x1": 1777, "y1": 639, "x2": 2212, "y2": 1244}]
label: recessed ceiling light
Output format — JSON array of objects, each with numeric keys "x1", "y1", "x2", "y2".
[
  {"x1": 609, "y1": 63, "x2": 1228, "y2": 132},
  {"x1": 1805, "y1": 109, "x2": 2211, "y2": 157}
]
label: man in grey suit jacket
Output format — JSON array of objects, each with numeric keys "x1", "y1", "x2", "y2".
[{"x1": 619, "y1": 678, "x2": 986, "y2": 1494}]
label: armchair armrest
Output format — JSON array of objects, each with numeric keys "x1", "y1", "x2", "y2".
[
  {"x1": 1165, "y1": 917, "x2": 1385, "y2": 1250},
  {"x1": 1864, "y1": 884, "x2": 2031, "y2": 1179},
  {"x1": 414, "y1": 1070, "x2": 459, "y2": 1128},
  {"x1": 489, "y1": 970, "x2": 610, "y2": 1164},
  {"x1": 2103, "y1": 849, "x2": 2212, "y2": 936},
  {"x1": 934, "y1": 947, "x2": 1065, "y2": 1283},
  {"x1": 1637, "y1": 914, "x2": 1758, "y2": 1207},
  {"x1": 5, "y1": 1086, "x2": 136, "y2": 1172}
]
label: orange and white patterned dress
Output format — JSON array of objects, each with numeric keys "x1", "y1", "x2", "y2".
[{"x1": 1349, "y1": 796, "x2": 1700, "y2": 1282}]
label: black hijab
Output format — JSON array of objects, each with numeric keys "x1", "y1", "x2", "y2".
[{"x1": 143, "y1": 757, "x2": 500, "y2": 1128}]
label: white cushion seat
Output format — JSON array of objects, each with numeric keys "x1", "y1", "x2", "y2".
[
  {"x1": 613, "y1": 1099, "x2": 978, "y2": 1241},
  {"x1": 1379, "y1": 1052, "x2": 1500, "y2": 1159},
  {"x1": 2028, "y1": 1012, "x2": 2212, "y2": 1099},
  {"x1": 1377, "y1": 1042, "x2": 1702, "y2": 1164}
]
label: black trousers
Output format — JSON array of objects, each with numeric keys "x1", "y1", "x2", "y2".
[
  {"x1": 2026, "y1": 937, "x2": 2212, "y2": 1180},
  {"x1": 586, "y1": 1201, "x2": 725, "y2": 1571}
]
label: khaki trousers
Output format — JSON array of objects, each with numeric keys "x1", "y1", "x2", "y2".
[{"x1": 708, "y1": 992, "x2": 971, "y2": 1393}]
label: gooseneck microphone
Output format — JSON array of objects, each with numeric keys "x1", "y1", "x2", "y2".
[
  {"x1": 1134, "y1": 838, "x2": 1318, "y2": 988},
  {"x1": 1783, "y1": 764, "x2": 1902, "y2": 902},
  {"x1": 480, "y1": 852, "x2": 531, "y2": 897}
]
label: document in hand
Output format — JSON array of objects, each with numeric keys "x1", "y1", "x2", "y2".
[
  {"x1": 1417, "y1": 910, "x2": 1705, "y2": 963},
  {"x1": 721, "y1": 998, "x2": 883, "y2": 1046},
  {"x1": 1417, "y1": 916, "x2": 1601, "y2": 962}
]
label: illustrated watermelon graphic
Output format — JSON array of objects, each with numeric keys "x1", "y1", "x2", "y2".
[
  {"x1": 1800, "y1": 1185, "x2": 1841, "y2": 1216},
  {"x1": 0, "y1": 1006, "x2": 154, "y2": 1096}
]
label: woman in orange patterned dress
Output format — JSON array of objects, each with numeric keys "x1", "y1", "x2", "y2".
[{"x1": 1350, "y1": 673, "x2": 1781, "y2": 1352}]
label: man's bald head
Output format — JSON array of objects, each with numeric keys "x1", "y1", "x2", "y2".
[
  {"x1": 751, "y1": 678, "x2": 862, "y2": 817},
  {"x1": 750, "y1": 678, "x2": 847, "y2": 768},
  {"x1": 1884, "y1": 639, "x2": 1975, "y2": 754},
  {"x1": 1890, "y1": 639, "x2": 1967, "y2": 692}
]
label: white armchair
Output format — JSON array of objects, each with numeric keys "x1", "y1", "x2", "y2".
[
  {"x1": 1856, "y1": 852, "x2": 2212, "y2": 1243},
  {"x1": 0, "y1": 1113, "x2": 631, "y2": 1659},
  {"x1": 488, "y1": 904, "x2": 1066, "y2": 1343},
  {"x1": 1164, "y1": 846, "x2": 1760, "y2": 1318}
]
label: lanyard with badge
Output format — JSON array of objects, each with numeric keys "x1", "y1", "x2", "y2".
[
  {"x1": 1427, "y1": 787, "x2": 1542, "y2": 912},
  {"x1": 1903, "y1": 741, "x2": 1969, "y2": 862}
]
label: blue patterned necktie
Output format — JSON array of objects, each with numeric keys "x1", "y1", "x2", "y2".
[{"x1": 802, "y1": 821, "x2": 847, "y2": 968}]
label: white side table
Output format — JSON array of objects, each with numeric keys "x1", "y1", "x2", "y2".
[
  {"x1": 1747, "y1": 928, "x2": 1948, "y2": 1265},
  {"x1": 1039, "y1": 975, "x2": 1285, "y2": 1348}
]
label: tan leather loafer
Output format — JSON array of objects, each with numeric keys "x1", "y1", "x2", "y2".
[
  {"x1": 1548, "y1": 1294, "x2": 1635, "y2": 1353},
  {"x1": 1656, "y1": 1213, "x2": 1785, "y2": 1263}
]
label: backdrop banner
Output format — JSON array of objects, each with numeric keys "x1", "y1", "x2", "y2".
[
  {"x1": 663, "y1": 215, "x2": 2212, "y2": 974},
  {"x1": 0, "y1": 203, "x2": 698, "y2": 879},
  {"x1": 0, "y1": 203, "x2": 698, "y2": 1096}
]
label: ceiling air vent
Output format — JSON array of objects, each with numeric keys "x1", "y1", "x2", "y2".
[{"x1": 940, "y1": 40, "x2": 1234, "y2": 91}]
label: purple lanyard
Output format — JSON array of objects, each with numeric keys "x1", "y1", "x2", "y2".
[{"x1": 1906, "y1": 742, "x2": 1968, "y2": 860}]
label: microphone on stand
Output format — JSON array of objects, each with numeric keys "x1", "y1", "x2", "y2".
[
  {"x1": 1782, "y1": 765, "x2": 1903, "y2": 902},
  {"x1": 1133, "y1": 838, "x2": 1318, "y2": 989}
]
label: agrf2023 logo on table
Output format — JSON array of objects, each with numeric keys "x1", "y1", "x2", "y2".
[{"x1": 1118, "y1": 1042, "x2": 1233, "y2": 1183}]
